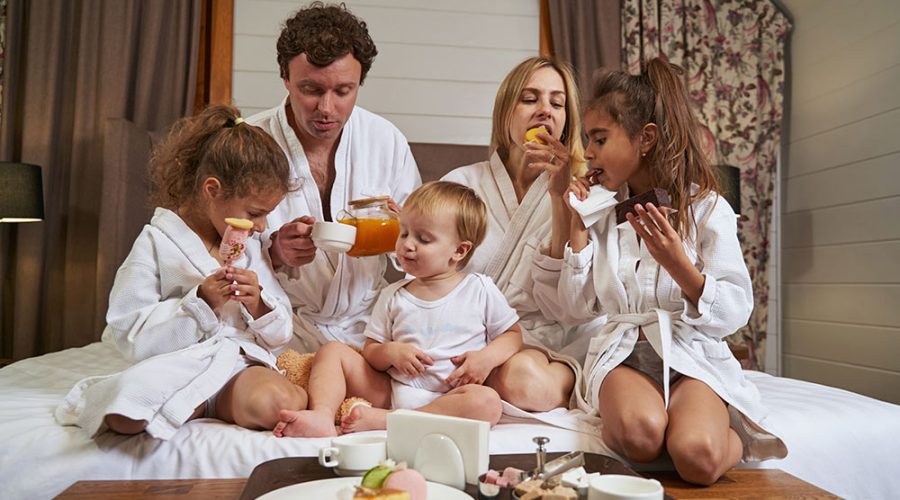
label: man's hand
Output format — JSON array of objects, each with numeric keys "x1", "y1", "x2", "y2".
[{"x1": 270, "y1": 216, "x2": 317, "y2": 268}]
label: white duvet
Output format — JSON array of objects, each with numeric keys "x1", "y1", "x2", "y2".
[{"x1": 1, "y1": 341, "x2": 898, "y2": 499}]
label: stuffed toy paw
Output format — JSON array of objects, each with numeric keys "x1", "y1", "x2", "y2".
[{"x1": 276, "y1": 348, "x2": 372, "y2": 424}]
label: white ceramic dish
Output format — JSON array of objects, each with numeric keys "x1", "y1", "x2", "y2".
[
  {"x1": 312, "y1": 221, "x2": 356, "y2": 253},
  {"x1": 255, "y1": 476, "x2": 473, "y2": 499}
]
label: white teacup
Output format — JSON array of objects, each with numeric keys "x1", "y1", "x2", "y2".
[
  {"x1": 588, "y1": 475, "x2": 664, "y2": 500},
  {"x1": 318, "y1": 435, "x2": 387, "y2": 476},
  {"x1": 311, "y1": 221, "x2": 357, "y2": 253}
]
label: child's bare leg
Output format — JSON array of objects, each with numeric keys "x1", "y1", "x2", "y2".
[
  {"x1": 276, "y1": 342, "x2": 391, "y2": 438},
  {"x1": 342, "y1": 384, "x2": 502, "y2": 434},
  {"x1": 486, "y1": 349, "x2": 574, "y2": 411},
  {"x1": 104, "y1": 414, "x2": 148, "y2": 435},
  {"x1": 666, "y1": 377, "x2": 742, "y2": 486},
  {"x1": 598, "y1": 365, "x2": 668, "y2": 462},
  {"x1": 215, "y1": 366, "x2": 307, "y2": 430}
]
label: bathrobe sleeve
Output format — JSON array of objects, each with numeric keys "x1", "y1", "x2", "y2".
[
  {"x1": 105, "y1": 229, "x2": 221, "y2": 363},
  {"x1": 532, "y1": 241, "x2": 605, "y2": 325},
  {"x1": 677, "y1": 194, "x2": 754, "y2": 339},
  {"x1": 239, "y1": 239, "x2": 295, "y2": 352}
]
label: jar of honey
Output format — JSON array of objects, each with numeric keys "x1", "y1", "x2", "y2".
[{"x1": 338, "y1": 196, "x2": 400, "y2": 257}]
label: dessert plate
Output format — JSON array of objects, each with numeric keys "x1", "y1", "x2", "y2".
[{"x1": 256, "y1": 476, "x2": 473, "y2": 499}]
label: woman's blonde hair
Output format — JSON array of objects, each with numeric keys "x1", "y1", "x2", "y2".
[
  {"x1": 149, "y1": 105, "x2": 292, "y2": 210},
  {"x1": 490, "y1": 57, "x2": 586, "y2": 175},
  {"x1": 587, "y1": 58, "x2": 720, "y2": 238},
  {"x1": 402, "y1": 181, "x2": 487, "y2": 269}
]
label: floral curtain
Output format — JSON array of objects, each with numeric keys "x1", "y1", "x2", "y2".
[{"x1": 622, "y1": 0, "x2": 791, "y2": 370}]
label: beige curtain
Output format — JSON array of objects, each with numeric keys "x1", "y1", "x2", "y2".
[
  {"x1": 621, "y1": 0, "x2": 791, "y2": 370},
  {"x1": 0, "y1": 0, "x2": 200, "y2": 359},
  {"x1": 547, "y1": 0, "x2": 623, "y2": 95}
]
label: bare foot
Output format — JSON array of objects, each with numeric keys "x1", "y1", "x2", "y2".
[
  {"x1": 273, "y1": 409, "x2": 337, "y2": 438},
  {"x1": 340, "y1": 405, "x2": 389, "y2": 434}
]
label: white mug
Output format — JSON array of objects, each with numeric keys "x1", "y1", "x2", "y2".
[
  {"x1": 588, "y1": 475, "x2": 664, "y2": 500},
  {"x1": 311, "y1": 221, "x2": 357, "y2": 253},
  {"x1": 318, "y1": 435, "x2": 387, "y2": 475}
]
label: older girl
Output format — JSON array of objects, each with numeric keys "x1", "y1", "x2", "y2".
[{"x1": 533, "y1": 59, "x2": 786, "y2": 484}]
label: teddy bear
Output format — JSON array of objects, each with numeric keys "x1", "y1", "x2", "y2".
[{"x1": 276, "y1": 348, "x2": 371, "y2": 423}]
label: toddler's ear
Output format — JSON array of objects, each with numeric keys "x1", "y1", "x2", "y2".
[{"x1": 453, "y1": 240, "x2": 473, "y2": 263}]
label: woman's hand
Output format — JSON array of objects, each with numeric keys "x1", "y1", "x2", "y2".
[
  {"x1": 387, "y1": 342, "x2": 434, "y2": 377},
  {"x1": 226, "y1": 267, "x2": 271, "y2": 319},
  {"x1": 446, "y1": 350, "x2": 493, "y2": 387},
  {"x1": 524, "y1": 131, "x2": 570, "y2": 197}
]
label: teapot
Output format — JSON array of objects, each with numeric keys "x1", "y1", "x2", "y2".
[{"x1": 337, "y1": 196, "x2": 400, "y2": 257}]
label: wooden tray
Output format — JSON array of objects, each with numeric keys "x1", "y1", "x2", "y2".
[{"x1": 239, "y1": 452, "x2": 663, "y2": 499}]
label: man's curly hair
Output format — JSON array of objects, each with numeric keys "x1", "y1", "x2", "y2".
[{"x1": 277, "y1": 2, "x2": 378, "y2": 83}]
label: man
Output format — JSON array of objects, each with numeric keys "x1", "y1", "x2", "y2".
[{"x1": 249, "y1": 2, "x2": 421, "y2": 352}]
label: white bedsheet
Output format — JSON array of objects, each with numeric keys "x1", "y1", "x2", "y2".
[{"x1": 1, "y1": 341, "x2": 898, "y2": 499}]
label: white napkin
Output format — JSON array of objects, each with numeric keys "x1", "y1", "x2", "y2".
[{"x1": 568, "y1": 185, "x2": 618, "y2": 227}]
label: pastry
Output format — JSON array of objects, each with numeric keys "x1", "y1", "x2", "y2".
[
  {"x1": 358, "y1": 462, "x2": 426, "y2": 500},
  {"x1": 614, "y1": 188, "x2": 671, "y2": 225},
  {"x1": 219, "y1": 217, "x2": 253, "y2": 264},
  {"x1": 525, "y1": 126, "x2": 548, "y2": 144},
  {"x1": 352, "y1": 487, "x2": 409, "y2": 499}
]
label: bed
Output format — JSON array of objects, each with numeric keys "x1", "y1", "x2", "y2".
[{"x1": 2, "y1": 340, "x2": 899, "y2": 499}]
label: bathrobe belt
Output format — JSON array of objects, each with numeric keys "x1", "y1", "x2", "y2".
[{"x1": 603, "y1": 309, "x2": 675, "y2": 407}]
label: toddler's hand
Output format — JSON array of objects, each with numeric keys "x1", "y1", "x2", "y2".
[
  {"x1": 198, "y1": 268, "x2": 232, "y2": 311},
  {"x1": 388, "y1": 343, "x2": 434, "y2": 377},
  {"x1": 226, "y1": 267, "x2": 271, "y2": 319},
  {"x1": 446, "y1": 350, "x2": 492, "y2": 387}
]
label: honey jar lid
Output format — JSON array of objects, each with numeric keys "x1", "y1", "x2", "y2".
[{"x1": 348, "y1": 195, "x2": 390, "y2": 208}]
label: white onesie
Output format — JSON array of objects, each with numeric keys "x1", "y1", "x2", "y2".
[{"x1": 364, "y1": 273, "x2": 519, "y2": 409}]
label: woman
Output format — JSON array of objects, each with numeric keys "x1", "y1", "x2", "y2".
[{"x1": 442, "y1": 57, "x2": 603, "y2": 412}]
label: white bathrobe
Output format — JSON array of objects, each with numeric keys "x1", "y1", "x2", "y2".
[
  {"x1": 248, "y1": 99, "x2": 420, "y2": 351},
  {"x1": 55, "y1": 208, "x2": 293, "y2": 440},
  {"x1": 532, "y1": 188, "x2": 787, "y2": 460}
]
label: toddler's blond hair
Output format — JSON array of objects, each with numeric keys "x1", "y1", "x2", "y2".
[{"x1": 402, "y1": 181, "x2": 487, "y2": 269}]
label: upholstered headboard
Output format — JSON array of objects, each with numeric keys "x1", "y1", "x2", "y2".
[{"x1": 409, "y1": 142, "x2": 489, "y2": 182}]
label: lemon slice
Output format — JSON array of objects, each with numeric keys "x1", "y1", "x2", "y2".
[
  {"x1": 224, "y1": 218, "x2": 253, "y2": 230},
  {"x1": 525, "y1": 126, "x2": 548, "y2": 144}
]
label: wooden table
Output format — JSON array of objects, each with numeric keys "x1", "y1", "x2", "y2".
[{"x1": 57, "y1": 456, "x2": 839, "y2": 499}]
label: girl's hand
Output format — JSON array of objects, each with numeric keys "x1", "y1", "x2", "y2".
[
  {"x1": 387, "y1": 343, "x2": 434, "y2": 377},
  {"x1": 446, "y1": 350, "x2": 492, "y2": 387},
  {"x1": 198, "y1": 268, "x2": 232, "y2": 311},
  {"x1": 524, "y1": 132, "x2": 570, "y2": 197},
  {"x1": 627, "y1": 203, "x2": 690, "y2": 273},
  {"x1": 227, "y1": 267, "x2": 270, "y2": 319}
]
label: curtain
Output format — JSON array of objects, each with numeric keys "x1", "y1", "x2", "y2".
[
  {"x1": 547, "y1": 0, "x2": 622, "y2": 95},
  {"x1": 622, "y1": 0, "x2": 791, "y2": 370},
  {"x1": 0, "y1": 0, "x2": 200, "y2": 359}
]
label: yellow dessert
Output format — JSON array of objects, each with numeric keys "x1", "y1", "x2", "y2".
[
  {"x1": 224, "y1": 217, "x2": 253, "y2": 230},
  {"x1": 352, "y1": 486, "x2": 410, "y2": 499},
  {"x1": 525, "y1": 126, "x2": 548, "y2": 144}
]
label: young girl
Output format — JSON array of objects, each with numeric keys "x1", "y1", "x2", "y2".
[
  {"x1": 274, "y1": 181, "x2": 523, "y2": 437},
  {"x1": 55, "y1": 105, "x2": 307, "y2": 439},
  {"x1": 532, "y1": 59, "x2": 786, "y2": 484}
]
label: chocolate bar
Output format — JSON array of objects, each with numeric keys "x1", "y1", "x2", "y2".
[{"x1": 615, "y1": 188, "x2": 671, "y2": 224}]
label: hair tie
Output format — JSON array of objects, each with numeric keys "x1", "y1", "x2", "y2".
[
  {"x1": 234, "y1": 117, "x2": 244, "y2": 125},
  {"x1": 224, "y1": 117, "x2": 245, "y2": 128}
]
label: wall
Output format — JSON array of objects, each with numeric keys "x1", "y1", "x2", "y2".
[
  {"x1": 232, "y1": 0, "x2": 539, "y2": 145},
  {"x1": 781, "y1": 0, "x2": 900, "y2": 403}
]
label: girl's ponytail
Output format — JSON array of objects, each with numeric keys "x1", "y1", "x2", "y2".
[{"x1": 149, "y1": 105, "x2": 290, "y2": 211}]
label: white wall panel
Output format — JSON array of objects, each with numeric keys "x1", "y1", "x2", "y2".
[
  {"x1": 232, "y1": 0, "x2": 539, "y2": 145},
  {"x1": 781, "y1": 0, "x2": 900, "y2": 403}
]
